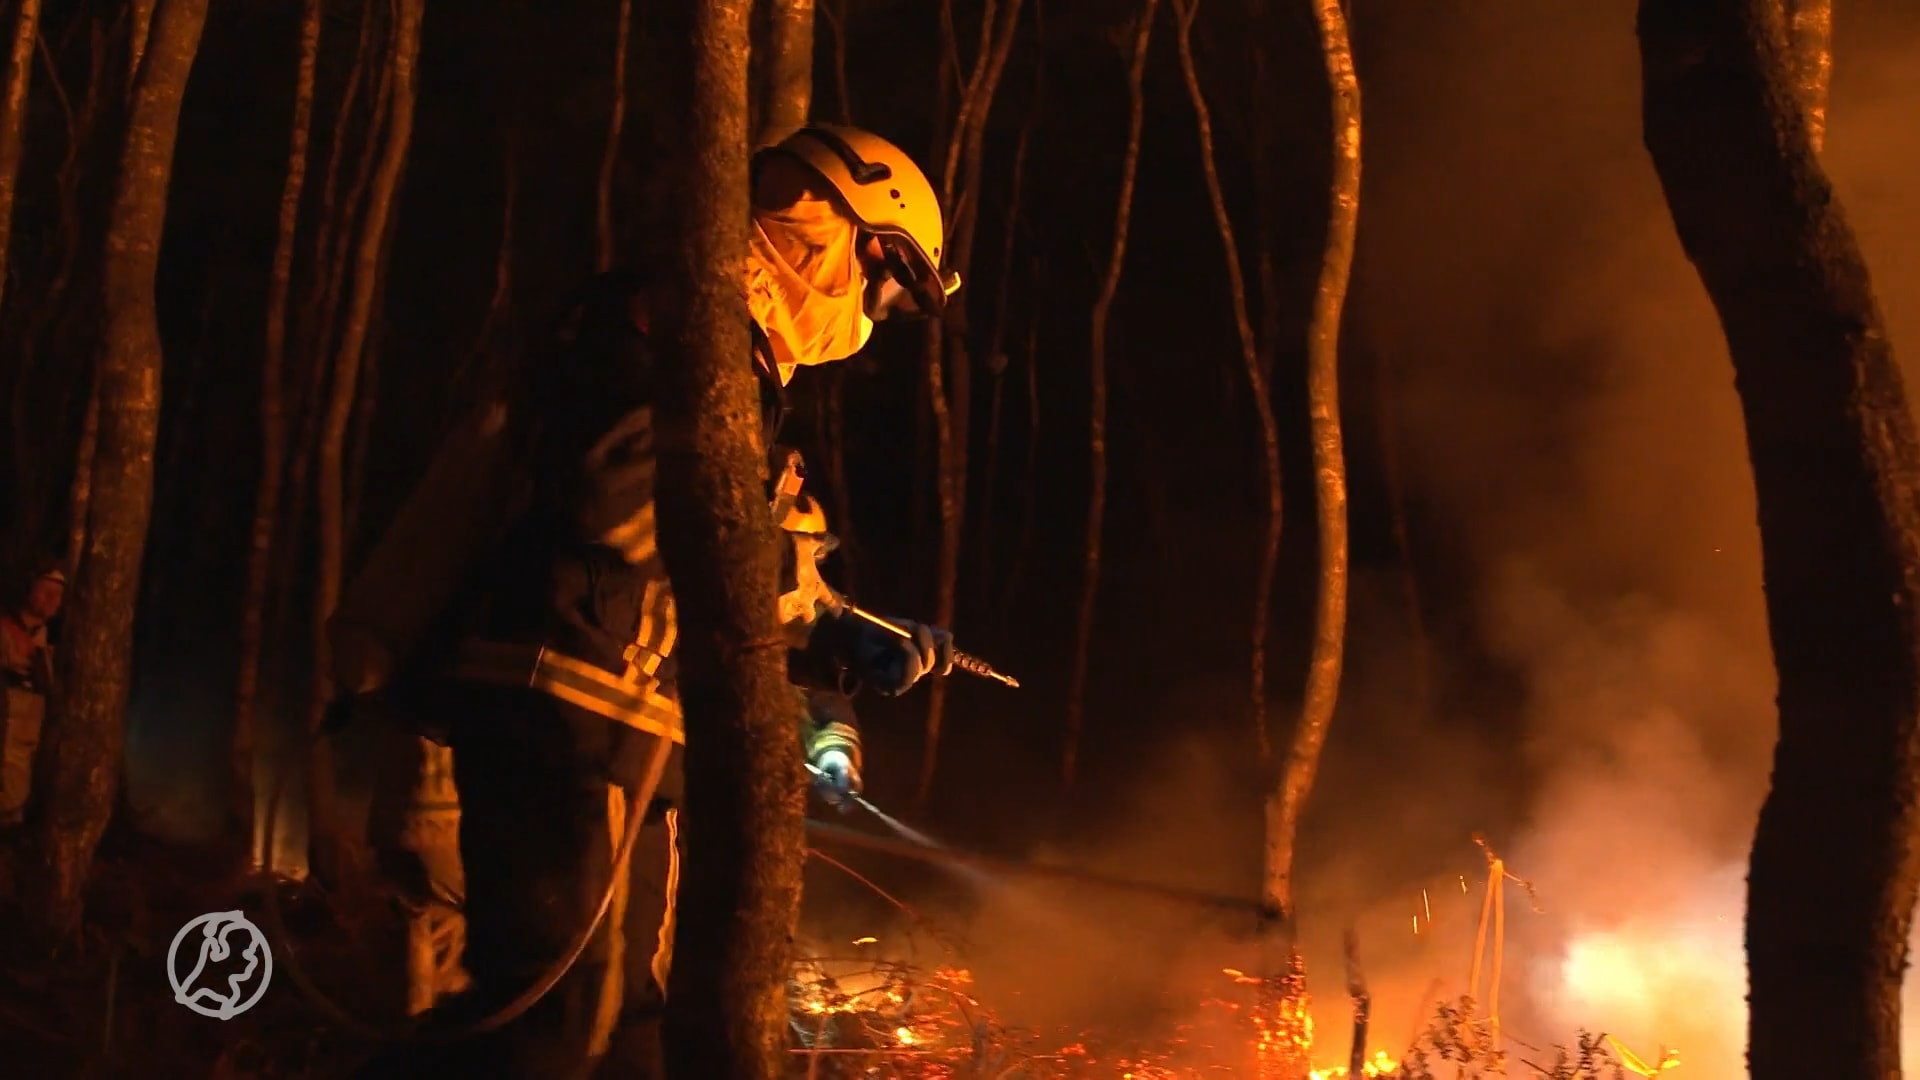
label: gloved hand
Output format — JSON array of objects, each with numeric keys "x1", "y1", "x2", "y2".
[
  {"x1": 810, "y1": 747, "x2": 863, "y2": 813},
  {"x1": 844, "y1": 616, "x2": 955, "y2": 697}
]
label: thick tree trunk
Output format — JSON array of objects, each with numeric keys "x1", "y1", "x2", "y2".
[
  {"x1": 1637, "y1": 2, "x2": 1920, "y2": 1076},
  {"x1": 755, "y1": 0, "x2": 813, "y2": 144},
  {"x1": 32, "y1": 0, "x2": 209, "y2": 938},
  {"x1": 1064, "y1": 0, "x2": 1157, "y2": 789},
  {"x1": 655, "y1": 1, "x2": 803, "y2": 1075},
  {"x1": 0, "y1": 0, "x2": 42, "y2": 315},
  {"x1": 1170, "y1": 0, "x2": 1283, "y2": 767},
  {"x1": 1263, "y1": 0, "x2": 1359, "y2": 928},
  {"x1": 232, "y1": 0, "x2": 320, "y2": 867},
  {"x1": 308, "y1": 0, "x2": 421, "y2": 884}
]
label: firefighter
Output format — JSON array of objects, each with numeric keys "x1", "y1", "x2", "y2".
[
  {"x1": 341, "y1": 124, "x2": 959, "y2": 1078},
  {"x1": 0, "y1": 563, "x2": 64, "y2": 827}
]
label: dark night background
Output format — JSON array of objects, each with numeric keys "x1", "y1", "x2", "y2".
[{"x1": 3, "y1": 0, "x2": 1920, "y2": 1070}]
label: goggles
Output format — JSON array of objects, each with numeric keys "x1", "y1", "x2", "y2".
[{"x1": 861, "y1": 232, "x2": 962, "y2": 323}]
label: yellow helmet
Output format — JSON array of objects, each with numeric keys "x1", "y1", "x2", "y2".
[
  {"x1": 779, "y1": 494, "x2": 831, "y2": 536},
  {"x1": 755, "y1": 124, "x2": 963, "y2": 318}
]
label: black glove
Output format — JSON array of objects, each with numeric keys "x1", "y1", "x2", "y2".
[{"x1": 845, "y1": 616, "x2": 955, "y2": 696}]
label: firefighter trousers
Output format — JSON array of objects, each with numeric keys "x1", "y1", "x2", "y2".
[
  {"x1": 353, "y1": 685, "x2": 682, "y2": 1079},
  {"x1": 0, "y1": 687, "x2": 45, "y2": 825}
]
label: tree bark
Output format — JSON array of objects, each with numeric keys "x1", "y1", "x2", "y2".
[
  {"x1": 1064, "y1": 0, "x2": 1157, "y2": 789},
  {"x1": 655, "y1": 1, "x2": 803, "y2": 1076},
  {"x1": 32, "y1": 0, "x2": 209, "y2": 938},
  {"x1": 755, "y1": 0, "x2": 813, "y2": 145},
  {"x1": 1264, "y1": 0, "x2": 1358, "y2": 926},
  {"x1": 1784, "y1": 0, "x2": 1831, "y2": 154},
  {"x1": 1170, "y1": 0, "x2": 1283, "y2": 767},
  {"x1": 596, "y1": 0, "x2": 632, "y2": 272},
  {"x1": 232, "y1": 0, "x2": 320, "y2": 868},
  {"x1": 1637, "y1": 2, "x2": 1920, "y2": 1076},
  {"x1": 0, "y1": 0, "x2": 42, "y2": 316},
  {"x1": 308, "y1": 0, "x2": 422, "y2": 884},
  {"x1": 64, "y1": 381, "x2": 99, "y2": 580}
]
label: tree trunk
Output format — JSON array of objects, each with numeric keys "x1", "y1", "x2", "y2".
[
  {"x1": 655, "y1": 1, "x2": 803, "y2": 1075},
  {"x1": 1373, "y1": 339, "x2": 1431, "y2": 723},
  {"x1": 1170, "y1": 0, "x2": 1283, "y2": 767},
  {"x1": 1064, "y1": 0, "x2": 1157, "y2": 789},
  {"x1": 32, "y1": 0, "x2": 208, "y2": 939},
  {"x1": 916, "y1": 0, "x2": 1023, "y2": 810},
  {"x1": 1784, "y1": 0, "x2": 1831, "y2": 154},
  {"x1": 821, "y1": 365, "x2": 858, "y2": 594},
  {"x1": 816, "y1": 0, "x2": 852, "y2": 125},
  {"x1": 0, "y1": 0, "x2": 42, "y2": 316},
  {"x1": 755, "y1": 0, "x2": 813, "y2": 145},
  {"x1": 595, "y1": 0, "x2": 632, "y2": 273},
  {"x1": 1637, "y1": 2, "x2": 1920, "y2": 1076},
  {"x1": 128, "y1": 0, "x2": 156, "y2": 88},
  {"x1": 308, "y1": 0, "x2": 421, "y2": 885},
  {"x1": 64, "y1": 380, "x2": 100, "y2": 580},
  {"x1": 1263, "y1": 0, "x2": 1358, "y2": 928},
  {"x1": 232, "y1": 0, "x2": 320, "y2": 868},
  {"x1": 976, "y1": 25, "x2": 1040, "y2": 600},
  {"x1": 999, "y1": 269, "x2": 1041, "y2": 640}
]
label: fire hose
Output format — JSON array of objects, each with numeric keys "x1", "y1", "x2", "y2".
[{"x1": 259, "y1": 714, "x2": 666, "y2": 1045}]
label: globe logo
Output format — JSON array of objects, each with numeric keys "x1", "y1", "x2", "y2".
[{"x1": 167, "y1": 910, "x2": 274, "y2": 1020}]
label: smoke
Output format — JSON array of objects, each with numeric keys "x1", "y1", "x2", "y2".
[
  {"x1": 800, "y1": 5, "x2": 1920, "y2": 1073},
  {"x1": 1345, "y1": 0, "x2": 1920, "y2": 1074}
]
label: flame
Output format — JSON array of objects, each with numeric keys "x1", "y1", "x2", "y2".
[{"x1": 1310, "y1": 1050, "x2": 1401, "y2": 1078}]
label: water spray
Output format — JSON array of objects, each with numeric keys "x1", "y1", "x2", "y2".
[{"x1": 803, "y1": 782, "x2": 1268, "y2": 917}]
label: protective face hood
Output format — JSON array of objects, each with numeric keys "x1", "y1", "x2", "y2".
[{"x1": 746, "y1": 190, "x2": 874, "y2": 386}]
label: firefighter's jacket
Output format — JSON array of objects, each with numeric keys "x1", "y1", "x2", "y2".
[{"x1": 333, "y1": 271, "x2": 860, "y2": 784}]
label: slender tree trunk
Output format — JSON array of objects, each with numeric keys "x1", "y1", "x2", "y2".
[
  {"x1": 1170, "y1": 0, "x2": 1282, "y2": 766},
  {"x1": 822, "y1": 365, "x2": 858, "y2": 594},
  {"x1": 1638, "y1": 2, "x2": 1920, "y2": 1076},
  {"x1": 596, "y1": 0, "x2": 632, "y2": 273},
  {"x1": 308, "y1": 0, "x2": 422, "y2": 884},
  {"x1": 1784, "y1": 0, "x2": 1831, "y2": 154},
  {"x1": 755, "y1": 0, "x2": 813, "y2": 144},
  {"x1": 0, "y1": 0, "x2": 42, "y2": 315},
  {"x1": 974, "y1": 5, "x2": 1040, "y2": 632},
  {"x1": 233, "y1": 0, "x2": 320, "y2": 867},
  {"x1": 816, "y1": 0, "x2": 852, "y2": 125},
  {"x1": 655, "y1": 2, "x2": 802, "y2": 1074},
  {"x1": 1373, "y1": 341, "x2": 1430, "y2": 722},
  {"x1": 128, "y1": 0, "x2": 156, "y2": 86},
  {"x1": 998, "y1": 290, "x2": 1040, "y2": 640},
  {"x1": 1263, "y1": 0, "x2": 1359, "y2": 929},
  {"x1": 279, "y1": 0, "x2": 385, "y2": 656},
  {"x1": 32, "y1": 0, "x2": 208, "y2": 938},
  {"x1": 916, "y1": 0, "x2": 1023, "y2": 810},
  {"x1": 64, "y1": 382, "x2": 99, "y2": 580},
  {"x1": 1064, "y1": 0, "x2": 1157, "y2": 789}
]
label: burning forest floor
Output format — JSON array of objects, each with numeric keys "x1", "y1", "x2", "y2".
[{"x1": 0, "y1": 829, "x2": 1677, "y2": 1079}]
